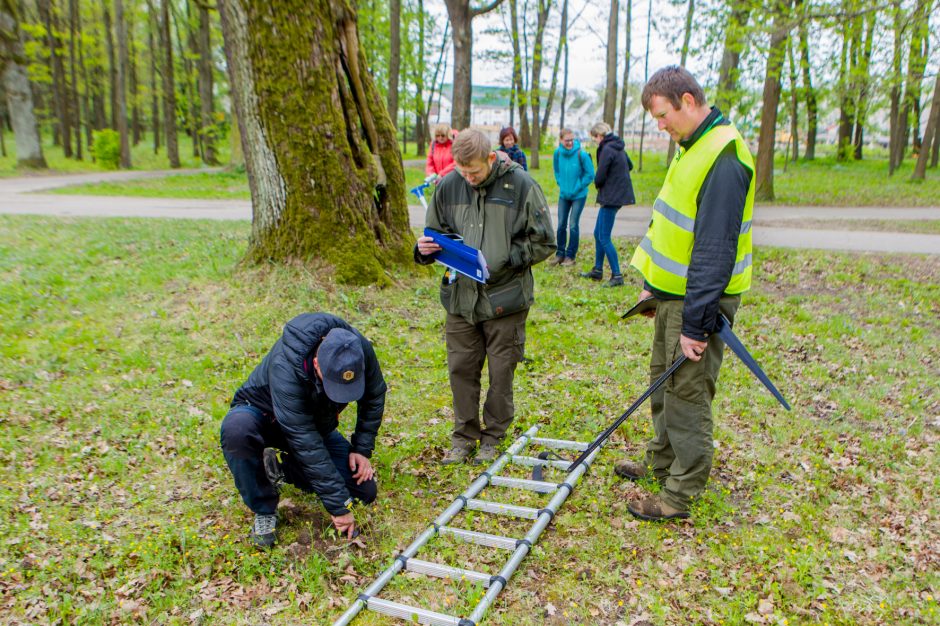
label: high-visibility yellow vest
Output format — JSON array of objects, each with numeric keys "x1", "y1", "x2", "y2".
[{"x1": 630, "y1": 122, "x2": 755, "y2": 295}]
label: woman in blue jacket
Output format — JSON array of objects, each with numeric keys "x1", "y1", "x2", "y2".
[
  {"x1": 580, "y1": 122, "x2": 635, "y2": 287},
  {"x1": 497, "y1": 126, "x2": 528, "y2": 170},
  {"x1": 550, "y1": 128, "x2": 595, "y2": 265}
]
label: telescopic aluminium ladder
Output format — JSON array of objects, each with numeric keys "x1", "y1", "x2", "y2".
[{"x1": 332, "y1": 425, "x2": 599, "y2": 626}]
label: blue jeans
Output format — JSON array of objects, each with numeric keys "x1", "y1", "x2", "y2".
[
  {"x1": 220, "y1": 404, "x2": 377, "y2": 515},
  {"x1": 555, "y1": 196, "x2": 587, "y2": 259},
  {"x1": 593, "y1": 205, "x2": 621, "y2": 275}
]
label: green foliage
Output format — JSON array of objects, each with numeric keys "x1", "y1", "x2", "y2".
[
  {"x1": 90, "y1": 129, "x2": 121, "y2": 170},
  {"x1": 1, "y1": 214, "x2": 938, "y2": 623}
]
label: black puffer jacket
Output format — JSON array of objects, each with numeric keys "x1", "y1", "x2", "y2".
[
  {"x1": 232, "y1": 313, "x2": 386, "y2": 515},
  {"x1": 594, "y1": 132, "x2": 636, "y2": 207}
]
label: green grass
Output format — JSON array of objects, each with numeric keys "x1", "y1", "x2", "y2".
[{"x1": 1, "y1": 215, "x2": 938, "y2": 624}]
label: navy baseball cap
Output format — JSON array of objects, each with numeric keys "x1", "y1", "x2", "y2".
[{"x1": 317, "y1": 328, "x2": 365, "y2": 403}]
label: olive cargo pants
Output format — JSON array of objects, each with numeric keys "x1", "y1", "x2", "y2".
[
  {"x1": 445, "y1": 310, "x2": 528, "y2": 449},
  {"x1": 645, "y1": 296, "x2": 740, "y2": 512}
]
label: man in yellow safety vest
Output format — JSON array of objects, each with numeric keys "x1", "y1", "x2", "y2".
[{"x1": 615, "y1": 66, "x2": 755, "y2": 521}]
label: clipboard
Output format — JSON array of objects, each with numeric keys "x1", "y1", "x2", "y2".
[
  {"x1": 423, "y1": 228, "x2": 490, "y2": 284},
  {"x1": 621, "y1": 296, "x2": 658, "y2": 319}
]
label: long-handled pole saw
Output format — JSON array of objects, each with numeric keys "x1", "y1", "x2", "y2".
[{"x1": 568, "y1": 312, "x2": 790, "y2": 473}]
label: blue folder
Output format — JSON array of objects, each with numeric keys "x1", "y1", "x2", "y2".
[{"x1": 423, "y1": 228, "x2": 490, "y2": 284}]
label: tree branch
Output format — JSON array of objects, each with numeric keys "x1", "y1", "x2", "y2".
[{"x1": 471, "y1": 0, "x2": 505, "y2": 18}]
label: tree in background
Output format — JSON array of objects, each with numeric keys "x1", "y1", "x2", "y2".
[
  {"x1": 218, "y1": 0, "x2": 413, "y2": 284},
  {"x1": 1, "y1": 0, "x2": 47, "y2": 167},
  {"x1": 444, "y1": 0, "x2": 504, "y2": 130}
]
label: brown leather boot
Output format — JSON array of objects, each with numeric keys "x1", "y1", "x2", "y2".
[
  {"x1": 613, "y1": 459, "x2": 648, "y2": 481},
  {"x1": 627, "y1": 495, "x2": 690, "y2": 521}
]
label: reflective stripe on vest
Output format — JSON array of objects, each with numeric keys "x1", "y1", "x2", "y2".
[{"x1": 630, "y1": 123, "x2": 755, "y2": 295}]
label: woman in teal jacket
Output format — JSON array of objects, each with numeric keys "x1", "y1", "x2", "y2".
[{"x1": 550, "y1": 128, "x2": 595, "y2": 265}]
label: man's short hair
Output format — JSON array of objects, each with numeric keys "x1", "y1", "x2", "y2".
[
  {"x1": 590, "y1": 122, "x2": 611, "y2": 136},
  {"x1": 559, "y1": 128, "x2": 574, "y2": 139},
  {"x1": 641, "y1": 65, "x2": 707, "y2": 111},
  {"x1": 452, "y1": 129, "x2": 492, "y2": 165}
]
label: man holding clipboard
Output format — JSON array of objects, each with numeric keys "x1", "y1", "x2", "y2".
[{"x1": 415, "y1": 129, "x2": 555, "y2": 466}]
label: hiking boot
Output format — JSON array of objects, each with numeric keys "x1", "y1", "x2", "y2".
[
  {"x1": 602, "y1": 274, "x2": 624, "y2": 288},
  {"x1": 548, "y1": 255, "x2": 564, "y2": 266},
  {"x1": 250, "y1": 513, "x2": 277, "y2": 548},
  {"x1": 263, "y1": 448, "x2": 285, "y2": 492},
  {"x1": 613, "y1": 459, "x2": 648, "y2": 481},
  {"x1": 560, "y1": 257, "x2": 576, "y2": 267},
  {"x1": 473, "y1": 443, "x2": 499, "y2": 465},
  {"x1": 442, "y1": 446, "x2": 473, "y2": 465},
  {"x1": 627, "y1": 496, "x2": 690, "y2": 522},
  {"x1": 579, "y1": 267, "x2": 603, "y2": 281}
]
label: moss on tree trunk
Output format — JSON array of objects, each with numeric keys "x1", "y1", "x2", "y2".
[{"x1": 219, "y1": 0, "x2": 413, "y2": 285}]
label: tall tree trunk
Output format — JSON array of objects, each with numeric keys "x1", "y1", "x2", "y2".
[
  {"x1": 147, "y1": 0, "x2": 160, "y2": 153},
  {"x1": 68, "y1": 0, "x2": 81, "y2": 159},
  {"x1": 786, "y1": 34, "x2": 798, "y2": 162},
  {"x1": 387, "y1": 0, "x2": 400, "y2": 130},
  {"x1": 197, "y1": 1, "x2": 218, "y2": 164},
  {"x1": 754, "y1": 0, "x2": 791, "y2": 202},
  {"x1": 128, "y1": 8, "x2": 140, "y2": 145},
  {"x1": 931, "y1": 118, "x2": 939, "y2": 168},
  {"x1": 835, "y1": 16, "x2": 856, "y2": 161},
  {"x1": 508, "y1": 0, "x2": 528, "y2": 143},
  {"x1": 414, "y1": 0, "x2": 427, "y2": 156},
  {"x1": 540, "y1": 0, "x2": 566, "y2": 136},
  {"x1": 667, "y1": 0, "x2": 695, "y2": 163},
  {"x1": 161, "y1": 0, "x2": 180, "y2": 167},
  {"x1": 911, "y1": 66, "x2": 940, "y2": 180},
  {"x1": 217, "y1": 0, "x2": 414, "y2": 284},
  {"x1": 715, "y1": 0, "x2": 751, "y2": 114},
  {"x1": 176, "y1": 1, "x2": 198, "y2": 158},
  {"x1": 559, "y1": 0, "x2": 569, "y2": 130},
  {"x1": 798, "y1": 10, "x2": 816, "y2": 160},
  {"x1": 115, "y1": 0, "x2": 131, "y2": 167},
  {"x1": 102, "y1": 0, "x2": 117, "y2": 129},
  {"x1": 852, "y1": 12, "x2": 875, "y2": 160},
  {"x1": 528, "y1": 0, "x2": 549, "y2": 169},
  {"x1": 887, "y1": 0, "x2": 903, "y2": 174},
  {"x1": 616, "y1": 0, "x2": 631, "y2": 137},
  {"x1": 444, "y1": 0, "x2": 504, "y2": 131},
  {"x1": 893, "y1": 0, "x2": 929, "y2": 173},
  {"x1": 38, "y1": 0, "x2": 72, "y2": 156},
  {"x1": 637, "y1": 0, "x2": 651, "y2": 171},
  {"x1": 1, "y1": 0, "x2": 48, "y2": 167},
  {"x1": 76, "y1": 0, "x2": 92, "y2": 150},
  {"x1": 603, "y1": 0, "x2": 618, "y2": 126}
]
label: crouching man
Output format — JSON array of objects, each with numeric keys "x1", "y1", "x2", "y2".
[{"x1": 220, "y1": 313, "x2": 386, "y2": 548}]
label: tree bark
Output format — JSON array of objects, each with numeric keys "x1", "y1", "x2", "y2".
[
  {"x1": 893, "y1": 0, "x2": 929, "y2": 173},
  {"x1": 786, "y1": 34, "x2": 798, "y2": 162},
  {"x1": 754, "y1": 0, "x2": 791, "y2": 202},
  {"x1": 603, "y1": 0, "x2": 618, "y2": 127},
  {"x1": 528, "y1": 0, "x2": 549, "y2": 169},
  {"x1": 38, "y1": 0, "x2": 72, "y2": 155},
  {"x1": 196, "y1": 1, "x2": 218, "y2": 164},
  {"x1": 616, "y1": 0, "x2": 631, "y2": 137},
  {"x1": 101, "y1": 0, "x2": 117, "y2": 130},
  {"x1": 128, "y1": 7, "x2": 140, "y2": 145},
  {"x1": 1, "y1": 0, "x2": 48, "y2": 167},
  {"x1": 413, "y1": 0, "x2": 427, "y2": 156},
  {"x1": 387, "y1": 0, "x2": 400, "y2": 130},
  {"x1": 715, "y1": 0, "x2": 751, "y2": 115},
  {"x1": 559, "y1": 0, "x2": 569, "y2": 130},
  {"x1": 68, "y1": 0, "x2": 81, "y2": 159},
  {"x1": 835, "y1": 16, "x2": 855, "y2": 161},
  {"x1": 508, "y1": 0, "x2": 528, "y2": 143},
  {"x1": 911, "y1": 67, "x2": 940, "y2": 180},
  {"x1": 217, "y1": 0, "x2": 414, "y2": 284},
  {"x1": 161, "y1": 0, "x2": 180, "y2": 167},
  {"x1": 852, "y1": 12, "x2": 875, "y2": 160},
  {"x1": 798, "y1": 11, "x2": 816, "y2": 160},
  {"x1": 147, "y1": 0, "x2": 160, "y2": 153},
  {"x1": 444, "y1": 0, "x2": 504, "y2": 131},
  {"x1": 115, "y1": 0, "x2": 132, "y2": 168}
]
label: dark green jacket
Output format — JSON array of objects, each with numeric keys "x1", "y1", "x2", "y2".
[{"x1": 415, "y1": 159, "x2": 555, "y2": 323}]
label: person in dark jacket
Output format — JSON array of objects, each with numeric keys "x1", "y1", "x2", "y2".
[
  {"x1": 220, "y1": 313, "x2": 387, "y2": 548},
  {"x1": 497, "y1": 126, "x2": 528, "y2": 170},
  {"x1": 580, "y1": 122, "x2": 636, "y2": 287}
]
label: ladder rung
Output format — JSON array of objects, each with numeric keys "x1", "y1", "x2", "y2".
[
  {"x1": 530, "y1": 436, "x2": 589, "y2": 451},
  {"x1": 490, "y1": 475, "x2": 559, "y2": 493},
  {"x1": 466, "y1": 498, "x2": 540, "y2": 519},
  {"x1": 510, "y1": 455, "x2": 573, "y2": 471},
  {"x1": 439, "y1": 526, "x2": 519, "y2": 550},
  {"x1": 366, "y1": 597, "x2": 460, "y2": 625},
  {"x1": 405, "y1": 557, "x2": 492, "y2": 587}
]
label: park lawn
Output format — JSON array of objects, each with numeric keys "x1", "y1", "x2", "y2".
[{"x1": 2, "y1": 216, "x2": 938, "y2": 624}]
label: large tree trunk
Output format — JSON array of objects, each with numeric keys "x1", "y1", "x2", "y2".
[
  {"x1": 602, "y1": 0, "x2": 618, "y2": 126},
  {"x1": 893, "y1": 0, "x2": 929, "y2": 173},
  {"x1": 617, "y1": 0, "x2": 631, "y2": 137},
  {"x1": 218, "y1": 0, "x2": 414, "y2": 285},
  {"x1": 102, "y1": 0, "x2": 117, "y2": 130},
  {"x1": 413, "y1": 0, "x2": 427, "y2": 156},
  {"x1": 754, "y1": 0, "x2": 791, "y2": 202},
  {"x1": 835, "y1": 16, "x2": 855, "y2": 161},
  {"x1": 797, "y1": 6, "x2": 816, "y2": 160},
  {"x1": 444, "y1": 0, "x2": 503, "y2": 131},
  {"x1": 38, "y1": 0, "x2": 72, "y2": 156},
  {"x1": 528, "y1": 0, "x2": 549, "y2": 169},
  {"x1": 1, "y1": 0, "x2": 48, "y2": 168},
  {"x1": 387, "y1": 0, "x2": 400, "y2": 130},
  {"x1": 161, "y1": 0, "x2": 180, "y2": 167},
  {"x1": 786, "y1": 34, "x2": 798, "y2": 162},
  {"x1": 852, "y1": 12, "x2": 875, "y2": 160},
  {"x1": 715, "y1": 0, "x2": 751, "y2": 115},
  {"x1": 115, "y1": 0, "x2": 132, "y2": 168},
  {"x1": 559, "y1": 0, "x2": 570, "y2": 130},
  {"x1": 128, "y1": 7, "x2": 140, "y2": 145},
  {"x1": 147, "y1": 0, "x2": 160, "y2": 153},
  {"x1": 196, "y1": 1, "x2": 218, "y2": 164},
  {"x1": 911, "y1": 67, "x2": 940, "y2": 180},
  {"x1": 176, "y1": 2, "x2": 198, "y2": 158},
  {"x1": 68, "y1": 0, "x2": 81, "y2": 159}
]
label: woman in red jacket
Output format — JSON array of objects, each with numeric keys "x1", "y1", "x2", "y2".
[{"x1": 425, "y1": 124, "x2": 456, "y2": 182}]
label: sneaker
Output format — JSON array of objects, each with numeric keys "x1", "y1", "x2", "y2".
[
  {"x1": 263, "y1": 448, "x2": 285, "y2": 492},
  {"x1": 613, "y1": 459, "x2": 648, "y2": 481},
  {"x1": 250, "y1": 513, "x2": 277, "y2": 548},
  {"x1": 473, "y1": 443, "x2": 499, "y2": 465},
  {"x1": 627, "y1": 496, "x2": 690, "y2": 522},
  {"x1": 547, "y1": 255, "x2": 564, "y2": 266},
  {"x1": 560, "y1": 257, "x2": 576, "y2": 266},
  {"x1": 579, "y1": 267, "x2": 603, "y2": 281},
  {"x1": 442, "y1": 446, "x2": 473, "y2": 465},
  {"x1": 602, "y1": 274, "x2": 624, "y2": 288}
]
